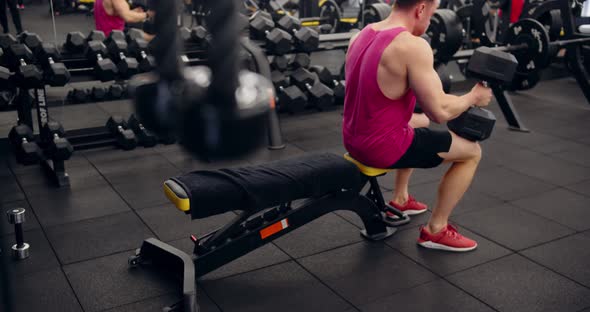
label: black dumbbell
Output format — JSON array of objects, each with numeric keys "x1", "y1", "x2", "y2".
[
  {"x1": 6, "y1": 208, "x2": 29, "y2": 260},
  {"x1": 290, "y1": 67, "x2": 334, "y2": 110},
  {"x1": 106, "y1": 116, "x2": 138, "y2": 150},
  {"x1": 0, "y1": 33, "x2": 18, "y2": 51},
  {"x1": 309, "y1": 65, "x2": 345, "y2": 105},
  {"x1": 249, "y1": 12, "x2": 293, "y2": 55},
  {"x1": 108, "y1": 84, "x2": 125, "y2": 99},
  {"x1": 8, "y1": 124, "x2": 42, "y2": 165},
  {"x1": 86, "y1": 40, "x2": 118, "y2": 81},
  {"x1": 87, "y1": 30, "x2": 106, "y2": 43},
  {"x1": 269, "y1": 55, "x2": 289, "y2": 71},
  {"x1": 276, "y1": 15, "x2": 319, "y2": 52},
  {"x1": 68, "y1": 88, "x2": 88, "y2": 103},
  {"x1": 0, "y1": 65, "x2": 14, "y2": 89},
  {"x1": 18, "y1": 31, "x2": 42, "y2": 51},
  {"x1": 290, "y1": 53, "x2": 311, "y2": 69},
  {"x1": 190, "y1": 25, "x2": 210, "y2": 49},
  {"x1": 273, "y1": 70, "x2": 307, "y2": 114},
  {"x1": 36, "y1": 43, "x2": 70, "y2": 87},
  {"x1": 64, "y1": 31, "x2": 86, "y2": 53},
  {"x1": 126, "y1": 28, "x2": 144, "y2": 43},
  {"x1": 127, "y1": 37, "x2": 155, "y2": 73},
  {"x1": 179, "y1": 27, "x2": 192, "y2": 43},
  {"x1": 90, "y1": 86, "x2": 107, "y2": 101},
  {"x1": 128, "y1": 114, "x2": 157, "y2": 147},
  {"x1": 105, "y1": 30, "x2": 139, "y2": 79},
  {"x1": 4, "y1": 44, "x2": 44, "y2": 88},
  {"x1": 41, "y1": 121, "x2": 74, "y2": 161}
]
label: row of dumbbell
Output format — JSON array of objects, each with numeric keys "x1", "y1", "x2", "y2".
[
  {"x1": 67, "y1": 84, "x2": 127, "y2": 104},
  {"x1": 272, "y1": 65, "x2": 345, "y2": 113},
  {"x1": 106, "y1": 115, "x2": 176, "y2": 150},
  {"x1": 8, "y1": 121, "x2": 73, "y2": 165},
  {"x1": 0, "y1": 29, "x2": 154, "y2": 88},
  {"x1": 62, "y1": 29, "x2": 155, "y2": 80},
  {"x1": 0, "y1": 32, "x2": 70, "y2": 88},
  {"x1": 249, "y1": 11, "x2": 319, "y2": 55}
]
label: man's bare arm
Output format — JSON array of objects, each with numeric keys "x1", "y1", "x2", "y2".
[
  {"x1": 406, "y1": 37, "x2": 474, "y2": 123},
  {"x1": 112, "y1": 0, "x2": 147, "y2": 23}
]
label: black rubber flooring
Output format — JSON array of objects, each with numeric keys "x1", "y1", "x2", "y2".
[{"x1": 1, "y1": 3, "x2": 590, "y2": 312}]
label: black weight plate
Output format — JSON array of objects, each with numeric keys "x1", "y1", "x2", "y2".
[
  {"x1": 506, "y1": 71, "x2": 540, "y2": 91},
  {"x1": 426, "y1": 9, "x2": 463, "y2": 63},
  {"x1": 470, "y1": 0, "x2": 495, "y2": 46},
  {"x1": 504, "y1": 18, "x2": 550, "y2": 75},
  {"x1": 319, "y1": 0, "x2": 342, "y2": 33}
]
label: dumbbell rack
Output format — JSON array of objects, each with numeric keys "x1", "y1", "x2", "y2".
[{"x1": 14, "y1": 85, "x2": 71, "y2": 187}]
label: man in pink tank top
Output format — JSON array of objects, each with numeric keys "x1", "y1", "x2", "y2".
[
  {"x1": 94, "y1": 0, "x2": 150, "y2": 37},
  {"x1": 343, "y1": 0, "x2": 492, "y2": 252}
]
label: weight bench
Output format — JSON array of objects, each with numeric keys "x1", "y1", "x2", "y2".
[{"x1": 130, "y1": 152, "x2": 406, "y2": 312}]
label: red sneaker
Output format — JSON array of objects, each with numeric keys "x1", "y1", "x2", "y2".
[
  {"x1": 417, "y1": 224, "x2": 478, "y2": 252},
  {"x1": 387, "y1": 195, "x2": 427, "y2": 216}
]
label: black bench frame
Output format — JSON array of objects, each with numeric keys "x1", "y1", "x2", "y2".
[{"x1": 129, "y1": 188, "x2": 396, "y2": 312}]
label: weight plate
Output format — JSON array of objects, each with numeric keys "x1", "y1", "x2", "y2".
[
  {"x1": 426, "y1": 9, "x2": 463, "y2": 63},
  {"x1": 504, "y1": 18, "x2": 550, "y2": 75},
  {"x1": 506, "y1": 71, "x2": 541, "y2": 91},
  {"x1": 362, "y1": 3, "x2": 391, "y2": 26},
  {"x1": 319, "y1": 0, "x2": 342, "y2": 33},
  {"x1": 470, "y1": 0, "x2": 496, "y2": 46}
]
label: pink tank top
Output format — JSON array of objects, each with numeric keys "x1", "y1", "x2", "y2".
[
  {"x1": 343, "y1": 26, "x2": 416, "y2": 168},
  {"x1": 94, "y1": 0, "x2": 126, "y2": 37}
]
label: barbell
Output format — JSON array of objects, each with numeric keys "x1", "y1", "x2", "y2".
[{"x1": 429, "y1": 14, "x2": 590, "y2": 81}]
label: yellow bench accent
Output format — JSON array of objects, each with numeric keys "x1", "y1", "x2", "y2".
[
  {"x1": 164, "y1": 182, "x2": 191, "y2": 212},
  {"x1": 301, "y1": 21, "x2": 321, "y2": 26},
  {"x1": 78, "y1": 0, "x2": 95, "y2": 4},
  {"x1": 344, "y1": 153, "x2": 393, "y2": 177}
]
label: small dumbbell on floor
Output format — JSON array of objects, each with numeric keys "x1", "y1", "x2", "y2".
[
  {"x1": 6, "y1": 208, "x2": 29, "y2": 260},
  {"x1": 290, "y1": 67, "x2": 334, "y2": 111},
  {"x1": 106, "y1": 116, "x2": 138, "y2": 150}
]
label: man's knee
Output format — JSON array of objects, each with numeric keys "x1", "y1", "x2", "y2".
[{"x1": 471, "y1": 142, "x2": 482, "y2": 163}]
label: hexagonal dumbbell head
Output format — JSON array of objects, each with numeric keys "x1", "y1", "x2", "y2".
[
  {"x1": 179, "y1": 27, "x2": 192, "y2": 42},
  {"x1": 270, "y1": 55, "x2": 289, "y2": 71},
  {"x1": 309, "y1": 65, "x2": 333, "y2": 85},
  {"x1": 87, "y1": 30, "x2": 106, "y2": 42},
  {"x1": 293, "y1": 27, "x2": 319, "y2": 52},
  {"x1": 292, "y1": 53, "x2": 311, "y2": 69},
  {"x1": 42, "y1": 120, "x2": 66, "y2": 138},
  {"x1": 191, "y1": 26, "x2": 209, "y2": 49},
  {"x1": 333, "y1": 80, "x2": 345, "y2": 105},
  {"x1": 105, "y1": 31, "x2": 129, "y2": 55},
  {"x1": 9, "y1": 124, "x2": 34, "y2": 146},
  {"x1": 290, "y1": 67, "x2": 315, "y2": 91},
  {"x1": 266, "y1": 28, "x2": 292, "y2": 55},
  {"x1": 278, "y1": 85, "x2": 306, "y2": 114},
  {"x1": 277, "y1": 15, "x2": 301, "y2": 32},
  {"x1": 0, "y1": 33, "x2": 18, "y2": 50},
  {"x1": 307, "y1": 82, "x2": 334, "y2": 110},
  {"x1": 271, "y1": 70, "x2": 289, "y2": 89},
  {"x1": 127, "y1": 28, "x2": 144, "y2": 42},
  {"x1": 91, "y1": 86, "x2": 107, "y2": 101},
  {"x1": 6, "y1": 44, "x2": 35, "y2": 68},
  {"x1": 19, "y1": 31, "x2": 42, "y2": 52},
  {"x1": 0, "y1": 66, "x2": 13, "y2": 88},
  {"x1": 249, "y1": 12, "x2": 275, "y2": 41},
  {"x1": 65, "y1": 31, "x2": 86, "y2": 53}
]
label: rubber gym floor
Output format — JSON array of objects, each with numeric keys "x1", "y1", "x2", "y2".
[{"x1": 2, "y1": 3, "x2": 590, "y2": 312}]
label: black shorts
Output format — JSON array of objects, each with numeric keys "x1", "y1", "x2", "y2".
[{"x1": 389, "y1": 128, "x2": 452, "y2": 169}]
